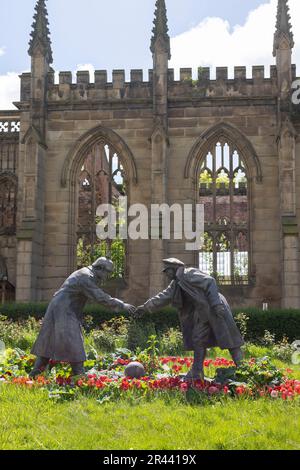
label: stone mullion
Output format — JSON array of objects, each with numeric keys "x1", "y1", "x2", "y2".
[
  {"x1": 212, "y1": 144, "x2": 218, "y2": 278},
  {"x1": 107, "y1": 146, "x2": 114, "y2": 257},
  {"x1": 90, "y1": 149, "x2": 97, "y2": 259},
  {"x1": 246, "y1": 173, "x2": 251, "y2": 285},
  {"x1": 212, "y1": 142, "x2": 217, "y2": 228},
  {"x1": 229, "y1": 144, "x2": 235, "y2": 285}
]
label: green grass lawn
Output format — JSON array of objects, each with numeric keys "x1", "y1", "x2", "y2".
[
  {"x1": 1, "y1": 383, "x2": 300, "y2": 450},
  {"x1": 1, "y1": 339, "x2": 300, "y2": 450}
]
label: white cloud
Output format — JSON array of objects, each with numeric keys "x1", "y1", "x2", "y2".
[
  {"x1": 0, "y1": 72, "x2": 20, "y2": 110},
  {"x1": 0, "y1": 64, "x2": 96, "y2": 110},
  {"x1": 170, "y1": 0, "x2": 300, "y2": 79},
  {"x1": 1, "y1": 0, "x2": 300, "y2": 108}
]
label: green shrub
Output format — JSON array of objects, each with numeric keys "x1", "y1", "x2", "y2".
[
  {"x1": 0, "y1": 315, "x2": 40, "y2": 350},
  {"x1": 233, "y1": 308, "x2": 300, "y2": 342},
  {"x1": 89, "y1": 317, "x2": 129, "y2": 353},
  {"x1": 271, "y1": 336, "x2": 294, "y2": 362},
  {"x1": 261, "y1": 330, "x2": 276, "y2": 347},
  {"x1": 90, "y1": 329, "x2": 116, "y2": 353},
  {"x1": 235, "y1": 312, "x2": 250, "y2": 338},
  {"x1": 243, "y1": 343, "x2": 271, "y2": 359},
  {"x1": 0, "y1": 303, "x2": 48, "y2": 321},
  {"x1": 158, "y1": 328, "x2": 184, "y2": 356},
  {"x1": 127, "y1": 320, "x2": 156, "y2": 352},
  {"x1": 1, "y1": 303, "x2": 300, "y2": 342}
]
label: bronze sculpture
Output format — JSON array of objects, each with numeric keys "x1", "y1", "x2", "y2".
[
  {"x1": 29, "y1": 257, "x2": 135, "y2": 377},
  {"x1": 136, "y1": 258, "x2": 244, "y2": 381}
]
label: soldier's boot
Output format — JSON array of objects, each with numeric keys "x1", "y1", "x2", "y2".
[
  {"x1": 229, "y1": 347, "x2": 243, "y2": 367},
  {"x1": 29, "y1": 356, "x2": 50, "y2": 378},
  {"x1": 70, "y1": 362, "x2": 85, "y2": 376},
  {"x1": 185, "y1": 347, "x2": 206, "y2": 382}
]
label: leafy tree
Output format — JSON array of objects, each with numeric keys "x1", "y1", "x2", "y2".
[{"x1": 77, "y1": 238, "x2": 125, "y2": 279}]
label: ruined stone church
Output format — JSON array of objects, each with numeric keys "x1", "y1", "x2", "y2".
[{"x1": 0, "y1": 0, "x2": 299, "y2": 308}]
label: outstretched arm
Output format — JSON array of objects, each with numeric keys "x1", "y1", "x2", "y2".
[
  {"x1": 139, "y1": 281, "x2": 176, "y2": 313},
  {"x1": 80, "y1": 276, "x2": 126, "y2": 312}
]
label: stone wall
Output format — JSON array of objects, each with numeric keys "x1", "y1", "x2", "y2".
[
  {"x1": 0, "y1": 62, "x2": 299, "y2": 307},
  {"x1": 0, "y1": 113, "x2": 19, "y2": 295}
]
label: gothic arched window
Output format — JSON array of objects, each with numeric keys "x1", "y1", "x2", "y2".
[
  {"x1": 0, "y1": 176, "x2": 17, "y2": 235},
  {"x1": 76, "y1": 142, "x2": 126, "y2": 279},
  {"x1": 199, "y1": 140, "x2": 249, "y2": 285}
]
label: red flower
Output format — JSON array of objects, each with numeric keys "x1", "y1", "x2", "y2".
[
  {"x1": 120, "y1": 379, "x2": 131, "y2": 391},
  {"x1": 172, "y1": 365, "x2": 182, "y2": 373},
  {"x1": 114, "y1": 358, "x2": 130, "y2": 366},
  {"x1": 36, "y1": 376, "x2": 49, "y2": 385},
  {"x1": 95, "y1": 381, "x2": 105, "y2": 389},
  {"x1": 236, "y1": 386, "x2": 246, "y2": 395},
  {"x1": 160, "y1": 358, "x2": 169, "y2": 365},
  {"x1": 204, "y1": 359, "x2": 212, "y2": 367}
]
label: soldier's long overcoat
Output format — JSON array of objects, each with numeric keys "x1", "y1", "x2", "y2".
[
  {"x1": 144, "y1": 267, "x2": 244, "y2": 351},
  {"x1": 31, "y1": 267, "x2": 125, "y2": 362}
]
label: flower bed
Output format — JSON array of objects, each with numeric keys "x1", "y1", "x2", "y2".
[{"x1": 0, "y1": 348, "x2": 299, "y2": 403}]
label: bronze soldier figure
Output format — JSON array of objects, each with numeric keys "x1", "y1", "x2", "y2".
[
  {"x1": 136, "y1": 258, "x2": 244, "y2": 381},
  {"x1": 29, "y1": 257, "x2": 135, "y2": 378}
]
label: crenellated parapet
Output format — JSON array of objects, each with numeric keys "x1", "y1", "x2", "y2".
[
  {"x1": 17, "y1": 65, "x2": 296, "y2": 102},
  {"x1": 20, "y1": 69, "x2": 153, "y2": 103},
  {"x1": 168, "y1": 65, "x2": 282, "y2": 100},
  {"x1": 169, "y1": 65, "x2": 296, "y2": 98},
  {"x1": 18, "y1": 64, "x2": 299, "y2": 105}
]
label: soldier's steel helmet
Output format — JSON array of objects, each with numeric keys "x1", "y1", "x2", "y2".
[
  {"x1": 92, "y1": 257, "x2": 114, "y2": 272},
  {"x1": 162, "y1": 258, "x2": 185, "y2": 272}
]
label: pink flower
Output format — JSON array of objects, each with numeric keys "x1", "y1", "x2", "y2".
[
  {"x1": 180, "y1": 382, "x2": 189, "y2": 393},
  {"x1": 270, "y1": 390, "x2": 279, "y2": 399},
  {"x1": 295, "y1": 385, "x2": 300, "y2": 395}
]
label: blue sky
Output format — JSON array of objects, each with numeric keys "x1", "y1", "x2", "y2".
[
  {"x1": 0, "y1": 0, "x2": 266, "y2": 74},
  {"x1": 0, "y1": 0, "x2": 299, "y2": 108}
]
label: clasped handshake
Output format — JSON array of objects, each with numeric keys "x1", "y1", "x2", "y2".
[
  {"x1": 122, "y1": 303, "x2": 147, "y2": 319},
  {"x1": 123, "y1": 302, "x2": 227, "y2": 319}
]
